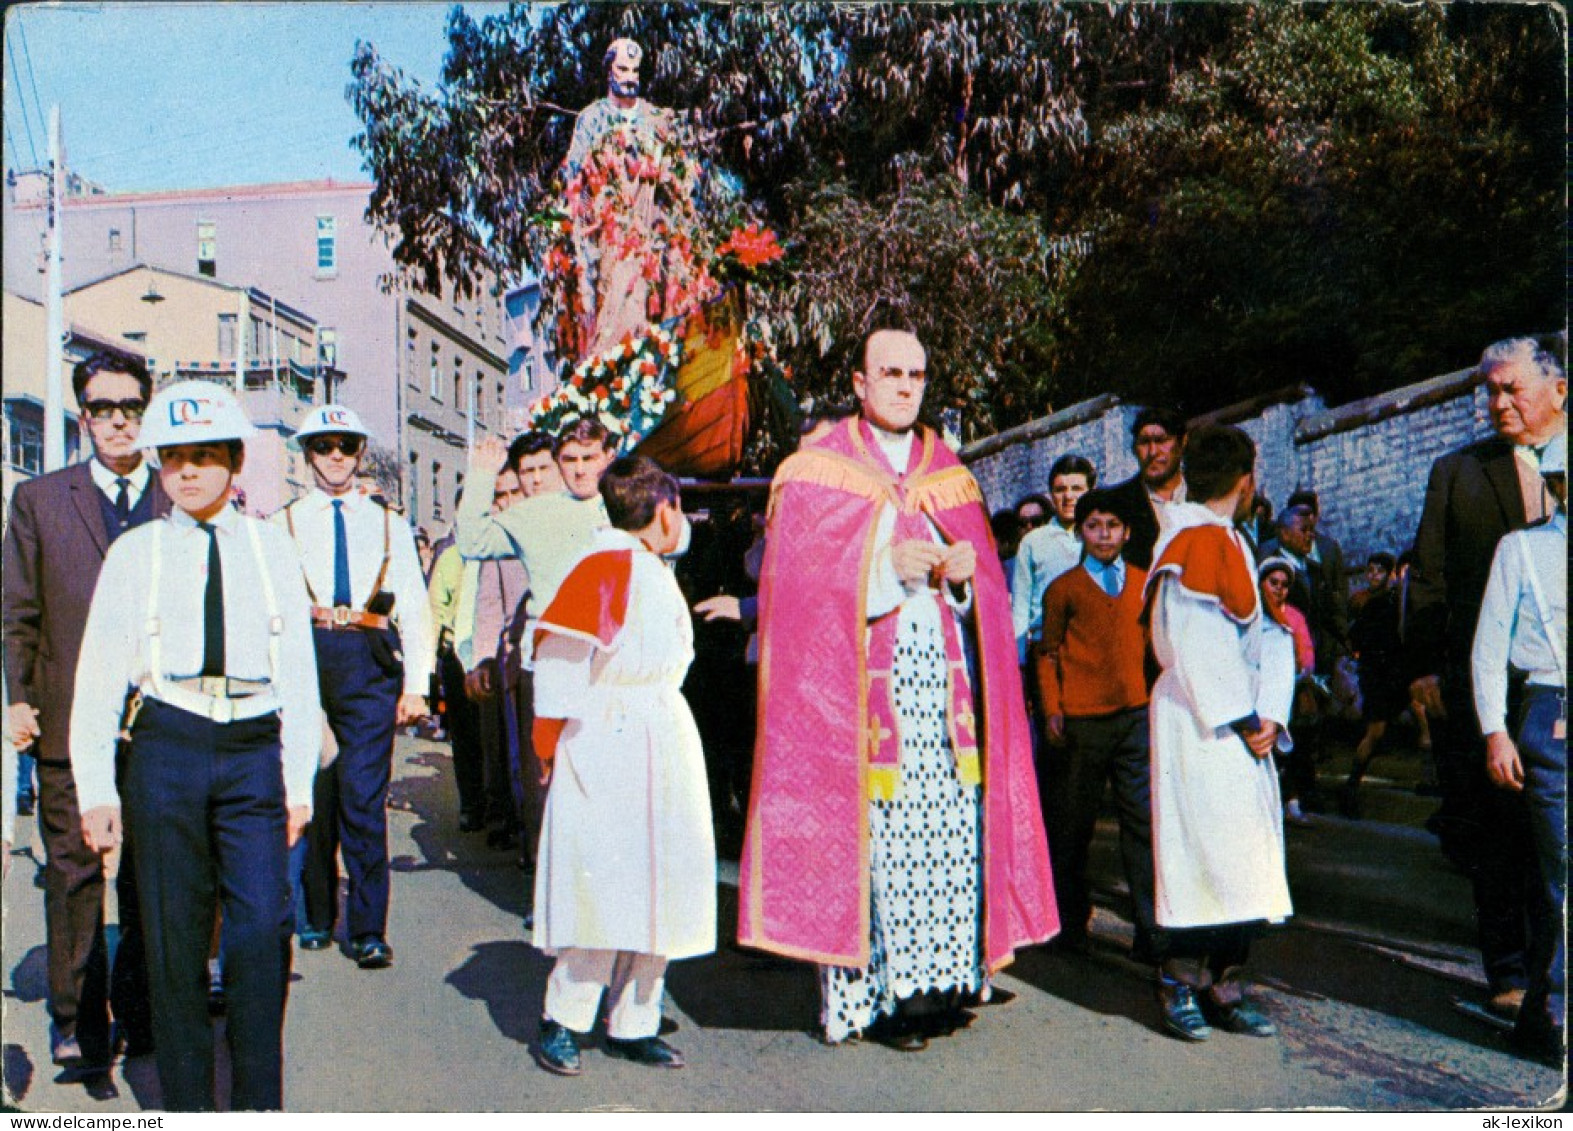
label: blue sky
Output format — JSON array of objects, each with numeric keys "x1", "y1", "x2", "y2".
[{"x1": 4, "y1": 3, "x2": 510, "y2": 192}]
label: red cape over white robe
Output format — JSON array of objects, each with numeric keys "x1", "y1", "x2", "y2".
[{"x1": 739, "y1": 418, "x2": 1058, "y2": 970}]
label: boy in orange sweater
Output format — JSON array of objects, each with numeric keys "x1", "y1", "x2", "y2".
[{"x1": 1036, "y1": 488, "x2": 1161, "y2": 960}]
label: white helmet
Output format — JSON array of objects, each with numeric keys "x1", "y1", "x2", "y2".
[
  {"x1": 295, "y1": 404, "x2": 371, "y2": 443},
  {"x1": 136, "y1": 380, "x2": 257, "y2": 454}
]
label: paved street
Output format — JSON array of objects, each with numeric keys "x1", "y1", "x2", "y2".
[{"x1": 2, "y1": 733, "x2": 1564, "y2": 1112}]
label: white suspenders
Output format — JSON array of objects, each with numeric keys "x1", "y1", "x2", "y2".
[{"x1": 141, "y1": 518, "x2": 283, "y2": 724}]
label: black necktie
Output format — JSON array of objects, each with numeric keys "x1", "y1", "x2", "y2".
[
  {"x1": 114, "y1": 478, "x2": 131, "y2": 529},
  {"x1": 199, "y1": 522, "x2": 226, "y2": 678}
]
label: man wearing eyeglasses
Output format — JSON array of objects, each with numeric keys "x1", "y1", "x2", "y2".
[
  {"x1": 272, "y1": 405, "x2": 432, "y2": 970},
  {"x1": 3, "y1": 352, "x2": 170, "y2": 1079}
]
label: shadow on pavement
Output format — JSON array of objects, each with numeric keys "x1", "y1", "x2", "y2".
[
  {"x1": 388, "y1": 745, "x2": 530, "y2": 923},
  {"x1": 3, "y1": 1043, "x2": 34, "y2": 1105},
  {"x1": 666, "y1": 886, "x2": 819, "y2": 1034},
  {"x1": 446, "y1": 940, "x2": 551, "y2": 1047},
  {"x1": 7, "y1": 945, "x2": 48, "y2": 1004}
]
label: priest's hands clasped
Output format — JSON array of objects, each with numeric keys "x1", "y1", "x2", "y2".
[{"x1": 891, "y1": 539, "x2": 976, "y2": 588}]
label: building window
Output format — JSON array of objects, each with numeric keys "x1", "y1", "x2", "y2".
[
  {"x1": 408, "y1": 451, "x2": 420, "y2": 526},
  {"x1": 6, "y1": 409, "x2": 43, "y2": 475},
  {"x1": 108, "y1": 228, "x2": 122, "y2": 253},
  {"x1": 122, "y1": 331, "x2": 147, "y2": 344},
  {"x1": 218, "y1": 313, "x2": 237, "y2": 359},
  {"x1": 319, "y1": 327, "x2": 337, "y2": 369},
  {"x1": 432, "y1": 461, "x2": 443, "y2": 521},
  {"x1": 406, "y1": 328, "x2": 418, "y2": 389},
  {"x1": 429, "y1": 343, "x2": 441, "y2": 401},
  {"x1": 197, "y1": 220, "x2": 216, "y2": 277},
  {"x1": 316, "y1": 215, "x2": 337, "y2": 274},
  {"x1": 454, "y1": 357, "x2": 464, "y2": 414}
]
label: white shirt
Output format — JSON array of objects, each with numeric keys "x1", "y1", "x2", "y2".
[
  {"x1": 1472, "y1": 509, "x2": 1567, "y2": 736},
  {"x1": 89, "y1": 457, "x2": 150, "y2": 510},
  {"x1": 864, "y1": 427, "x2": 972, "y2": 624},
  {"x1": 1012, "y1": 520, "x2": 1082, "y2": 648},
  {"x1": 272, "y1": 489, "x2": 435, "y2": 695},
  {"x1": 69, "y1": 506, "x2": 323, "y2": 812}
]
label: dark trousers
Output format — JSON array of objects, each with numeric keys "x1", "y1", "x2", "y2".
[
  {"x1": 478, "y1": 677, "x2": 515, "y2": 829},
  {"x1": 123, "y1": 700, "x2": 291, "y2": 1112},
  {"x1": 304, "y1": 628, "x2": 401, "y2": 941},
  {"x1": 1516, "y1": 687, "x2": 1567, "y2": 1043},
  {"x1": 507, "y1": 669, "x2": 546, "y2": 871},
  {"x1": 438, "y1": 644, "x2": 485, "y2": 819},
  {"x1": 1153, "y1": 921, "x2": 1258, "y2": 983},
  {"x1": 34, "y1": 759, "x2": 112, "y2": 1062},
  {"x1": 1044, "y1": 707, "x2": 1162, "y2": 956},
  {"x1": 1435, "y1": 668, "x2": 1534, "y2": 992},
  {"x1": 110, "y1": 740, "x2": 154, "y2": 1049}
]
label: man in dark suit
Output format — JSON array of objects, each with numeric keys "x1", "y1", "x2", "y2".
[
  {"x1": 1107, "y1": 408, "x2": 1188, "y2": 570},
  {"x1": 1408, "y1": 334, "x2": 1566, "y2": 1019},
  {"x1": 3, "y1": 352, "x2": 170, "y2": 1074}
]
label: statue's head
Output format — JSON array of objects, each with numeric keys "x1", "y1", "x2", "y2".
[{"x1": 605, "y1": 39, "x2": 642, "y2": 103}]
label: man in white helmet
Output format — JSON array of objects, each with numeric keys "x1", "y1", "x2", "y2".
[
  {"x1": 272, "y1": 405, "x2": 432, "y2": 970},
  {"x1": 69, "y1": 380, "x2": 322, "y2": 1111}
]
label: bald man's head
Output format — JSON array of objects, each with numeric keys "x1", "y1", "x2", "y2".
[{"x1": 854, "y1": 330, "x2": 928, "y2": 434}]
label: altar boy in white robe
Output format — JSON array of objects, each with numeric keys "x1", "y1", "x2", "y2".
[
  {"x1": 528, "y1": 456, "x2": 716, "y2": 1077},
  {"x1": 1143, "y1": 425, "x2": 1296, "y2": 1043}
]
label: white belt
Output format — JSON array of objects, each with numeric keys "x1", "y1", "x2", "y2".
[{"x1": 145, "y1": 682, "x2": 281, "y2": 725}]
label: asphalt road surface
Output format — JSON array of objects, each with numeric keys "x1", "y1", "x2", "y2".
[{"x1": 2, "y1": 734, "x2": 1564, "y2": 1112}]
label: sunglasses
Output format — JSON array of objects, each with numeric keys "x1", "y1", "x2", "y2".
[
  {"x1": 83, "y1": 398, "x2": 147, "y2": 421},
  {"x1": 305, "y1": 436, "x2": 364, "y2": 457}
]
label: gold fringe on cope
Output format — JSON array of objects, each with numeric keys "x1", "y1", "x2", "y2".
[
  {"x1": 768, "y1": 449, "x2": 898, "y2": 522},
  {"x1": 906, "y1": 466, "x2": 984, "y2": 515},
  {"x1": 867, "y1": 765, "x2": 900, "y2": 802},
  {"x1": 955, "y1": 749, "x2": 982, "y2": 789}
]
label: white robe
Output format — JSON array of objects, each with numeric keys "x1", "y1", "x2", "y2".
[
  {"x1": 531, "y1": 529, "x2": 718, "y2": 960},
  {"x1": 1148, "y1": 506, "x2": 1296, "y2": 929}
]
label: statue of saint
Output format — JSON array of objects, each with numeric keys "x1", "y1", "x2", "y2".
[{"x1": 555, "y1": 38, "x2": 714, "y2": 361}]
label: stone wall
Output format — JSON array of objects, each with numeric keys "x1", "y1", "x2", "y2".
[{"x1": 961, "y1": 366, "x2": 1494, "y2": 575}]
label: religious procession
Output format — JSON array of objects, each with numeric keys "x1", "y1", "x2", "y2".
[{"x1": 0, "y1": 11, "x2": 1566, "y2": 1116}]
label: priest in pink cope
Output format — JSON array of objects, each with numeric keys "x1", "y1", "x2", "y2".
[{"x1": 741, "y1": 329, "x2": 1058, "y2": 1050}]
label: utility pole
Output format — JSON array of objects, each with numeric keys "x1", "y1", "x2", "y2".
[{"x1": 43, "y1": 105, "x2": 65, "y2": 471}]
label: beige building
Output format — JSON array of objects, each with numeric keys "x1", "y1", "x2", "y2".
[{"x1": 65, "y1": 264, "x2": 331, "y2": 515}]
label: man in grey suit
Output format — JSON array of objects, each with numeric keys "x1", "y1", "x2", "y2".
[
  {"x1": 3, "y1": 352, "x2": 170, "y2": 1074},
  {"x1": 1408, "y1": 334, "x2": 1566, "y2": 1020}
]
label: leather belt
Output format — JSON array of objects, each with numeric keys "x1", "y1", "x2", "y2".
[
  {"x1": 166, "y1": 675, "x2": 272, "y2": 697},
  {"x1": 311, "y1": 605, "x2": 390, "y2": 631},
  {"x1": 146, "y1": 684, "x2": 280, "y2": 725}
]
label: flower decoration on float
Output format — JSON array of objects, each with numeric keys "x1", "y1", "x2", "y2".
[{"x1": 524, "y1": 323, "x2": 685, "y2": 455}]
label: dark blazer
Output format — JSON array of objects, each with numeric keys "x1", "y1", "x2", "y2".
[
  {"x1": 1107, "y1": 474, "x2": 1162, "y2": 571},
  {"x1": 2, "y1": 460, "x2": 172, "y2": 765},
  {"x1": 1405, "y1": 435, "x2": 1528, "y2": 683}
]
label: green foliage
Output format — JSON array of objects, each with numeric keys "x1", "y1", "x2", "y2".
[{"x1": 348, "y1": 2, "x2": 1565, "y2": 432}]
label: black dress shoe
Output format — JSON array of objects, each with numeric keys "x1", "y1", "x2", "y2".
[
  {"x1": 298, "y1": 926, "x2": 333, "y2": 950},
  {"x1": 1157, "y1": 981, "x2": 1213, "y2": 1042},
  {"x1": 535, "y1": 1019, "x2": 583, "y2": 1076},
  {"x1": 352, "y1": 936, "x2": 394, "y2": 969},
  {"x1": 604, "y1": 1035, "x2": 685, "y2": 1068},
  {"x1": 866, "y1": 1014, "x2": 929, "y2": 1052},
  {"x1": 1203, "y1": 996, "x2": 1278, "y2": 1037}
]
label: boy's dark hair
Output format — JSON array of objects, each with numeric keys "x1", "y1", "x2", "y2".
[
  {"x1": 554, "y1": 416, "x2": 617, "y2": 455},
  {"x1": 73, "y1": 350, "x2": 153, "y2": 405},
  {"x1": 508, "y1": 429, "x2": 554, "y2": 471},
  {"x1": 1015, "y1": 493, "x2": 1052, "y2": 516},
  {"x1": 1397, "y1": 547, "x2": 1419, "y2": 572},
  {"x1": 1182, "y1": 425, "x2": 1256, "y2": 503},
  {"x1": 1286, "y1": 488, "x2": 1321, "y2": 516},
  {"x1": 1049, "y1": 453, "x2": 1097, "y2": 490},
  {"x1": 600, "y1": 455, "x2": 680, "y2": 532},
  {"x1": 1368, "y1": 551, "x2": 1397, "y2": 573},
  {"x1": 1130, "y1": 406, "x2": 1188, "y2": 442},
  {"x1": 1073, "y1": 487, "x2": 1129, "y2": 530}
]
